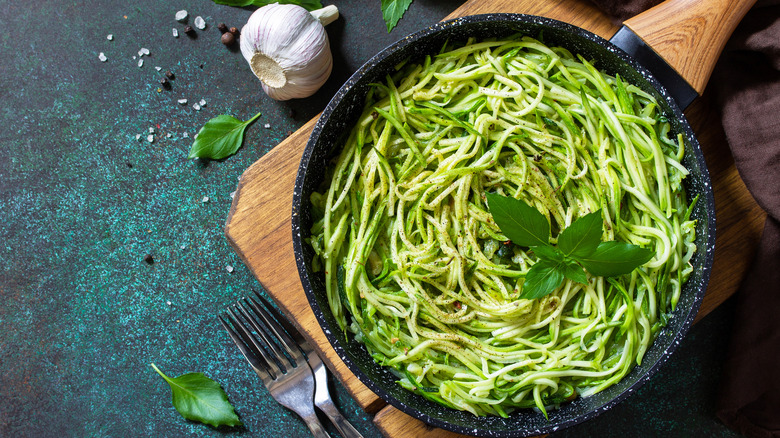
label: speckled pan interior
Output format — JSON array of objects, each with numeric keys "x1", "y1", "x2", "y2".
[{"x1": 291, "y1": 14, "x2": 716, "y2": 437}]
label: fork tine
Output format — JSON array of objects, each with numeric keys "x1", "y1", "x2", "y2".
[
  {"x1": 251, "y1": 290, "x2": 310, "y2": 350},
  {"x1": 235, "y1": 300, "x2": 293, "y2": 373},
  {"x1": 218, "y1": 313, "x2": 274, "y2": 384},
  {"x1": 226, "y1": 306, "x2": 284, "y2": 379},
  {"x1": 245, "y1": 295, "x2": 306, "y2": 363}
]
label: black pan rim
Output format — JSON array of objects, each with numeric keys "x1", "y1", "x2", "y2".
[{"x1": 292, "y1": 13, "x2": 715, "y2": 437}]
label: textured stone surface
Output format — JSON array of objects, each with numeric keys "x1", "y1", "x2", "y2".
[{"x1": 0, "y1": 0, "x2": 742, "y2": 437}]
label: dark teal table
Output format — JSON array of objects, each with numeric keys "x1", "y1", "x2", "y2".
[{"x1": 0, "y1": 1, "x2": 742, "y2": 437}]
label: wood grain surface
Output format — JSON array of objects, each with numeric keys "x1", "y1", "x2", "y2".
[
  {"x1": 224, "y1": 0, "x2": 766, "y2": 436},
  {"x1": 623, "y1": 0, "x2": 756, "y2": 94}
]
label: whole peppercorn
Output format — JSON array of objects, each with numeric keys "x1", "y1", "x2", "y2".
[
  {"x1": 217, "y1": 22, "x2": 228, "y2": 33},
  {"x1": 159, "y1": 77, "x2": 170, "y2": 88},
  {"x1": 229, "y1": 26, "x2": 239, "y2": 36},
  {"x1": 221, "y1": 32, "x2": 235, "y2": 46},
  {"x1": 165, "y1": 71, "x2": 175, "y2": 80},
  {"x1": 184, "y1": 25, "x2": 194, "y2": 35}
]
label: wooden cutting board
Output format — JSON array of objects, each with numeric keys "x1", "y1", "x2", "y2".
[{"x1": 224, "y1": 0, "x2": 766, "y2": 436}]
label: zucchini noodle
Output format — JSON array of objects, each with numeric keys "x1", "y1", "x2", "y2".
[{"x1": 308, "y1": 36, "x2": 697, "y2": 417}]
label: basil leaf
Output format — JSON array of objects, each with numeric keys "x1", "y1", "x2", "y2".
[
  {"x1": 188, "y1": 112, "x2": 262, "y2": 160},
  {"x1": 211, "y1": 0, "x2": 322, "y2": 10},
  {"x1": 520, "y1": 259, "x2": 564, "y2": 300},
  {"x1": 578, "y1": 241, "x2": 654, "y2": 277},
  {"x1": 532, "y1": 245, "x2": 563, "y2": 262},
  {"x1": 486, "y1": 193, "x2": 550, "y2": 248},
  {"x1": 151, "y1": 363, "x2": 242, "y2": 428},
  {"x1": 381, "y1": 0, "x2": 414, "y2": 32},
  {"x1": 558, "y1": 210, "x2": 603, "y2": 258},
  {"x1": 561, "y1": 258, "x2": 588, "y2": 284}
]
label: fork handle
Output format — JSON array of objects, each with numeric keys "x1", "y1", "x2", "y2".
[
  {"x1": 317, "y1": 399, "x2": 364, "y2": 438},
  {"x1": 301, "y1": 410, "x2": 331, "y2": 438}
]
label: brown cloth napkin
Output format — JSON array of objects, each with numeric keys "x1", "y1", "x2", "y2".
[
  {"x1": 711, "y1": 2, "x2": 780, "y2": 437},
  {"x1": 589, "y1": 0, "x2": 780, "y2": 437}
]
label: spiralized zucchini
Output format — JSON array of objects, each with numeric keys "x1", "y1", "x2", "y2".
[{"x1": 308, "y1": 36, "x2": 697, "y2": 417}]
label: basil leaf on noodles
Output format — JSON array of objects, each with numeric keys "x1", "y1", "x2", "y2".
[
  {"x1": 486, "y1": 193, "x2": 550, "y2": 247},
  {"x1": 521, "y1": 259, "x2": 565, "y2": 300},
  {"x1": 578, "y1": 241, "x2": 654, "y2": 277},
  {"x1": 558, "y1": 210, "x2": 603, "y2": 258}
]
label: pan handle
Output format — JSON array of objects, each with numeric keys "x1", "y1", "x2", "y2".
[{"x1": 623, "y1": 0, "x2": 756, "y2": 95}]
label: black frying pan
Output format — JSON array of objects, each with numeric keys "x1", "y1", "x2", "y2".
[{"x1": 291, "y1": 1, "x2": 749, "y2": 435}]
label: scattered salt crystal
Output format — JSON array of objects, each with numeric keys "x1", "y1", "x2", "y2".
[
  {"x1": 155, "y1": 66, "x2": 162, "y2": 71},
  {"x1": 166, "y1": 300, "x2": 172, "y2": 306},
  {"x1": 226, "y1": 265, "x2": 234, "y2": 273},
  {"x1": 106, "y1": 34, "x2": 113, "y2": 41},
  {"x1": 193, "y1": 103, "x2": 201, "y2": 111},
  {"x1": 175, "y1": 10, "x2": 188, "y2": 22},
  {"x1": 177, "y1": 98, "x2": 188, "y2": 105},
  {"x1": 194, "y1": 16, "x2": 206, "y2": 30},
  {"x1": 263, "y1": 123, "x2": 271, "y2": 129},
  {"x1": 193, "y1": 133, "x2": 198, "y2": 139},
  {"x1": 172, "y1": 28, "x2": 179, "y2": 38},
  {"x1": 183, "y1": 132, "x2": 189, "y2": 138},
  {"x1": 138, "y1": 48, "x2": 150, "y2": 57},
  {"x1": 147, "y1": 134, "x2": 154, "y2": 143},
  {"x1": 137, "y1": 59, "x2": 144, "y2": 68},
  {"x1": 98, "y1": 52, "x2": 107, "y2": 62},
  {"x1": 149, "y1": 127, "x2": 155, "y2": 134},
  {"x1": 166, "y1": 133, "x2": 171, "y2": 138},
  {"x1": 202, "y1": 196, "x2": 209, "y2": 203},
  {"x1": 135, "y1": 134, "x2": 141, "y2": 140},
  {"x1": 132, "y1": 55, "x2": 136, "y2": 60},
  {"x1": 230, "y1": 191, "x2": 236, "y2": 199},
  {"x1": 199, "y1": 99, "x2": 206, "y2": 107},
  {"x1": 180, "y1": 244, "x2": 186, "y2": 249}
]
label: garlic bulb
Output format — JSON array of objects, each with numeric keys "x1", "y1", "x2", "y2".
[{"x1": 240, "y1": 4, "x2": 339, "y2": 101}]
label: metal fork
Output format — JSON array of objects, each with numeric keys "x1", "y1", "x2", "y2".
[
  {"x1": 250, "y1": 292, "x2": 363, "y2": 438},
  {"x1": 220, "y1": 296, "x2": 329, "y2": 437},
  {"x1": 220, "y1": 292, "x2": 362, "y2": 438}
]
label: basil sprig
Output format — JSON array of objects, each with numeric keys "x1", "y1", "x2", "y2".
[
  {"x1": 151, "y1": 363, "x2": 242, "y2": 428},
  {"x1": 486, "y1": 193, "x2": 654, "y2": 300},
  {"x1": 188, "y1": 112, "x2": 262, "y2": 160}
]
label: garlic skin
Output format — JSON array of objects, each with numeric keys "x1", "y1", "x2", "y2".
[{"x1": 240, "y1": 4, "x2": 339, "y2": 101}]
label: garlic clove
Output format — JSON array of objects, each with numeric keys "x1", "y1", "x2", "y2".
[{"x1": 240, "y1": 4, "x2": 338, "y2": 101}]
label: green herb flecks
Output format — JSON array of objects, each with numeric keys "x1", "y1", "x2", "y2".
[
  {"x1": 486, "y1": 193, "x2": 654, "y2": 300},
  {"x1": 151, "y1": 363, "x2": 242, "y2": 428}
]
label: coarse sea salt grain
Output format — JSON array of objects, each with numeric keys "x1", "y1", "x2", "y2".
[
  {"x1": 98, "y1": 52, "x2": 107, "y2": 62},
  {"x1": 183, "y1": 132, "x2": 189, "y2": 138},
  {"x1": 135, "y1": 134, "x2": 141, "y2": 140},
  {"x1": 263, "y1": 123, "x2": 271, "y2": 129},
  {"x1": 149, "y1": 127, "x2": 155, "y2": 134},
  {"x1": 202, "y1": 196, "x2": 209, "y2": 203},
  {"x1": 194, "y1": 16, "x2": 206, "y2": 30},
  {"x1": 178, "y1": 98, "x2": 188, "y2": 105},
  {"x1": 199, "y1": 99, "x2": 206, "y2": 107},
  {"x1": 175, "y1": 10, "x2": 188, "y2": 22},
  {"x1": 137, "y1": 59, "x2": 144, "y2": 68},
  {"x1": 139, "y1": 48, "x2": 150, "y2": 56},
  {"x1": 107, "y1": 34, "x2": 113, "y2": 41},
  {"x1": 172, "y1": 28, "x2": 179, "y2": 38},
  {"x1": 147, "y1": 134, "x2": 154, "y2": 143},
  {"x1": 155, "y1": 66, "x2": 162, "y2": 71},
  {"x1": 226, "y1": 265, "x2": 234, "y2": 273},
  {"x1": 193, "y1": 103, "x2": 201, "y2": 111}
]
